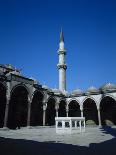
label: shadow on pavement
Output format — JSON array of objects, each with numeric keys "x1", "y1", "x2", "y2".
[
  {"x1": 0, "y1": 127, "x2": 116, "y2": 155},
  {"x1": 100, "y1": 126, "x2": 116, "y2": 137}
]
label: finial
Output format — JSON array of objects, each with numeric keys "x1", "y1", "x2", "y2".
[{"x1": 60, "y1": 27, "x2": 64, "y2": 42}]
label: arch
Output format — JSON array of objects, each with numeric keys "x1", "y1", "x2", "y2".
[
  {"x1": 83, "y1": 98, "x2": 98, "y2": 125},
  {"x1": 10, "y1": 84, "x2": 30, "y2": 97},
  {"x1": 68, "y1": 100, "x2": 81, "y2": 117},
  {"x1": 0, "y1": 82, "x2": 6, "y2": 128},
  {"x1": 32, "y1": 90, "x2": 45, "y2": 100},
  {"x1": 68, "y1": 98, "x2": 81, "y2": 106},
  {"x1": 82, "y1": 96, "x2": 98, "y2": 106},
  {"x1": 59, "y1": 100, "x2": 66, "y2": 117},
  {"x1": 46, "y1": 97, "x2": 56, "y2": 126},
  {"x1": 8, "y1": 85, "x2": 29, "y2": 129},
  {"x1": 100, "y1": 96, "x2": 116, "y2": 126},
  {"x1": 46, "y1": 96, "x2": 57, "y2": 103},
  {"x1": 99, "y1": 94, "x2": 116, "y2": 103},
  {"x1": 30, "y1": 90, "x2": 44, "y2": 126}
]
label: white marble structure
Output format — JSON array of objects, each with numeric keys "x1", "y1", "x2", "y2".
[{"x1": 55, "y1": 117, "x2": 85, "y2": 134}]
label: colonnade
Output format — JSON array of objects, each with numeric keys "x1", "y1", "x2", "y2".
[{"x1": 0, "y1": 82, "x2": 116, "y2": 129}]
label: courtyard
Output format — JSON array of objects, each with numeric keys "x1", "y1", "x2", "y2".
[{"x1": 0, "y1": 126, "x2": 116, "y2": 155}]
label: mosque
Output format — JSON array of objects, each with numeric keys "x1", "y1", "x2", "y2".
[{"x1": 0, "y1": 30, "x2": 116, "y2": 129}]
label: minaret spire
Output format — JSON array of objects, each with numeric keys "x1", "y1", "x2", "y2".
[
  {"x1": 57, "y1": 29, "x2": 67, "y2": 92},
  {"x1": 60, "y1": 28, "x2": 64, "y2": 42}
]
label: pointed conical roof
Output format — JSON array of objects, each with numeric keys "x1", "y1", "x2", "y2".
[{"x1": 60, "y1": 28, "x2": 64, "y2": 42}]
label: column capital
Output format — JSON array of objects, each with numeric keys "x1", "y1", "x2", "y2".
[
  {"x1": 55, "y1": 104, "x2": 59, "y2": 110},
  {"x1": 66, "y1": 105, "x2": 69, "y2": 112},
  {"x1": 43, "y1": 104, "x2": 47, "y2": 111},
  {"x1": 97, "y1": 106, "x2": 100, "y2": 111},
  {"x1": 6, "y1": 94, "x2": 10, "y2": 101},
  {"x1": 80, "y1": 105, "x2": 83, "y2": 111}
]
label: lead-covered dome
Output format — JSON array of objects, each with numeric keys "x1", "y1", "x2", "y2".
[
  {"x1": 5, "y1": 64, "x2": 15, "y2": 70},
  {"x1": 71, "y1": 89, "x2": 83, "y2": 96},
  {"x1": 87, "y1": 86, "x2": 98, "y2": 92},
  {"x1": 29, "y1": 77, "x2": 39, "y2": 85},
  {"x1": 86, "y1": 86, "x2": 99, "y2": 94},
  {"x1": 52, "y1": 88, "x2": 62, "y2": 95},
  {"x1": 100, "y1": 83, "x2": 116, "y2": 91}
]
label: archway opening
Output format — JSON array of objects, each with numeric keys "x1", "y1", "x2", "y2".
[
  {"x1": 83, "y1": 98, "x2": 98, "y2": 125},
  {"x1": 31, "y1": 91, "x2": 43, "y2": 126},
  {"x1": 59, "y1": 100, "x2": 66, "y2": 117},
  {"x1": 68, "y1": 100, "x2": 81, "y2": 117},
  {"x1": 8, "y1": 86, "x2": 28, "y2": 129},
  {"x1": 0, "y1": 83, "x2": 6, "y2": 128},
  {"x1": 46, "y1": 97, "x2": 56, "y2": 126},
  {"x1": 100, "y1": 96, "x2": 116, "y2": 126}
]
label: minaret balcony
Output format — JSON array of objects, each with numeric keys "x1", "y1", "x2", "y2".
[
  {"x1": 58, "y1": 50, "x2": 66, "y2": 55},
  {"x1": 57, "y1": 63, "x2": 67, "y2": 70}
]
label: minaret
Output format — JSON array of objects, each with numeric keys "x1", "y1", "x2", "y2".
[{"x1": 57, "y1": 29, "x2": 67, "y2": 91}]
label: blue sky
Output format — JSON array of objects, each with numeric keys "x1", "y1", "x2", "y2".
[{"x1": 0, "y1": 0, "x2": 116, "y2": 92}]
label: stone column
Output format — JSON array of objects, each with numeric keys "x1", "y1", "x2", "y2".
[
  {"x1": 80, "y1": 105, "x2": 83, "y2": 117},
  {"x1": 3, "y1": 95, "x2": 10, "y2": 129},
  {"x1": 43, "y1": 103, "x2": 47, "y2": 126},
  {"x1": 66, "y1": 105, "x2": 69, "y2": 117},
  {"x1": 27, "y1": 96, "x2": 32, "y2": 128},
  {"x1": 55, "y1": 104, "x2": 59, "y2": 117},
  {"x1": 3, "y1": 82, "x2": 10, "y2": 129},
  {"x1": 97, "y1": 106, "x2": 101, "y2": 127},
  {"x1": 81, "y1": 109, "x2": 83, "y2": 117}
]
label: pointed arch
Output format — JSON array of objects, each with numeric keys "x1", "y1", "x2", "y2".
[
  {"x1": 68, "y1": 99, "x2": 81, "y2": 117},
  {"x1": 46, "y1": 97, "x2": 56, "y2": 126},
  {"x1": 59, "y1": 100, "x2": 66, "y2": 117},
  {"x1": 68, "y1": 98, "x2": 81, "y2": 106},
  {"x1": 82, "y1": 96, "x2": 98, "y2": 106},
  {"x1": 83, "y1": 98, "x2": 98, "y2": 125},
  {"x1": 100, "y1": 96, "x2": 116, "y2": 126},
  {"x1": 0, "y1": 82, "x2": 6, "y2": 128},
  {"x1": 10, "y1": 84, "x2": 30, "y2": 97},
  {"x1": 30, "y1": 90, "x2": 44, "y2": 126},
  {"x1": 8, "y1": 85, "x2": 29, "y2": 129}
]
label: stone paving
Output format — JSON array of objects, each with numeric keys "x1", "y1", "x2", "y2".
[{"x1": 0, "y1": 126, "x2": 115, "y2": 146}]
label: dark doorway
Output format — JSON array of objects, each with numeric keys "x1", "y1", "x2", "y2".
[
  {"x1": 8, "y1": 86, "x2": 28, "y2": 129},
  {"x1": 100, "y1": 96, "x2": 116, "y2": 126},
  {"x1": 59, "y1": 100, "x2": 66, "y2": 117},
  {"x1": 31, "y1": 91, "x2": 43, "y2": 126},
  {"x1": 46, "y1": 98, "x2": 56, "y2": 126},
  {"x1": 68, "y1": 100, "x2": 81, "y2": 117},
  {"x1": 83, "y1": 98, "x2": 98, "y2": 125},
  {"x1": 0, "y1": 83, "x2": 6, "y2": 128}
]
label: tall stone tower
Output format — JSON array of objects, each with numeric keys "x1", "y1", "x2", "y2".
[{"x1": 57, "y1": 29, "x2": 67, "y2": 91}]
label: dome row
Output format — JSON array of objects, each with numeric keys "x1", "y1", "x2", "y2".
[{"x1": 71, "y1": 83, "x2": 116, "y2": 95}]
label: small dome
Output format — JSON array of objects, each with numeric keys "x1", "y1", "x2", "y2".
[
  {"x1": 52, "y1": 88, "x2": 62, "y2": 94},
  {"x1": 10, "y1": 70, "x2": 21, "y2": 76},
  {"x1": 42, "y1": 85, "x2": 49, "y2": 89},
  {"x1": 5, "y1": 64, "x2": 15, "y2": 70},
  {"x1": 71, "y1": 89, "x2": 83, "y2": 95},
  {"x1": 63, "y1": 90, "x2": 69, "y2": 96},
  {"x1": 87, "y1": 86, "x2": 99, "y2": 93},
  {"x1": 30, "y1": 77, "x2": 39, "y2": 84},
  {"x1": 100, "y1": 83, "x2": 116, "y2": 90}
]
